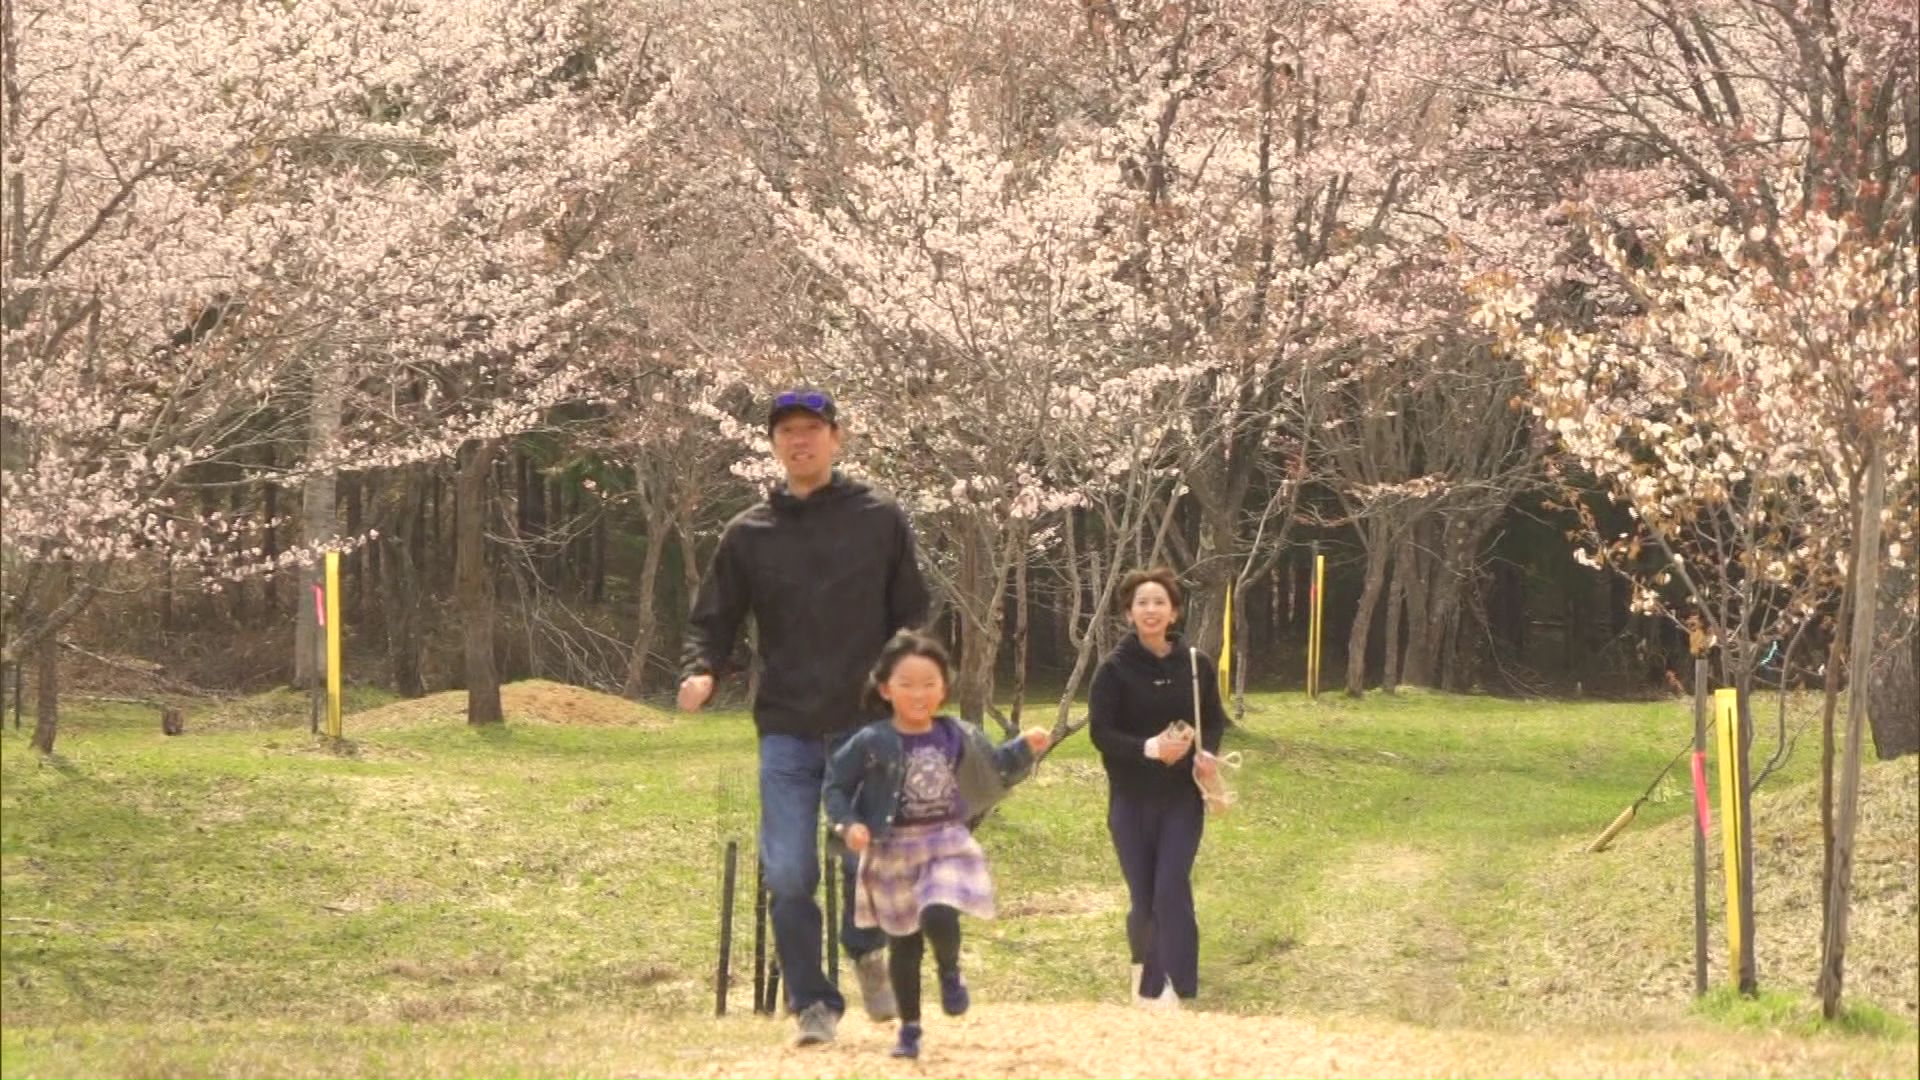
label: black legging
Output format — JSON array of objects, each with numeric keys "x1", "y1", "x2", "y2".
[
  {"x1": 1108, "y1": 786, "x2": 1204, "y2": 998},
  {"x1": 887, "y1": 904, "x2": 962, "y2": 1024}
]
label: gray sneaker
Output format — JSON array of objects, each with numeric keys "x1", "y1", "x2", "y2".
[
  {"x1": 853, "y1": 950, "x2": 898, "y2": 1021},
  {"x1": 794, "y1": 1001, "x2": 838, "y2": 1046}
]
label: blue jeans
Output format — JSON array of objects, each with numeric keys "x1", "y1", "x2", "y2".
[{"x1": 759, "y1": 733, "x2": 884, "y2": 1014}]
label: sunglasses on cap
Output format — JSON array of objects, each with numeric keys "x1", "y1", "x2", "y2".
[{"x1": 773, "y1": 390, "x2": 832, "y2": 412}]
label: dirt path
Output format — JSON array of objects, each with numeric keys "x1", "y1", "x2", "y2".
[
  {"x1": 1288, "y1": 842, "x2": 1474, "y2": 1025},
  {"x1": 656, "y1": 1004, "x2": 1914, "y2": 1079}
]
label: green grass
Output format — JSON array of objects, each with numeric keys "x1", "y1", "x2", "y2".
[
  {"x1": 1695, "y1": 987, "x2": 1918, "y2": 1042},
  {"x1": 2, "y1": 685, "x2": 1909, "y2": 1076}
]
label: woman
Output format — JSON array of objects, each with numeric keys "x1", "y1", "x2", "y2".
[{"x1": 1088, "y1": 566, "x2": 1228, "y2": 1007}]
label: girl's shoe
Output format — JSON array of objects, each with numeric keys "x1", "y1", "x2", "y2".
[
  {"x1": 890, "y1": 1022, "x2": 923, "y2": 1059},
  {"x1": 938, "y1": 968, "x2": 970, "y2": 1016}
]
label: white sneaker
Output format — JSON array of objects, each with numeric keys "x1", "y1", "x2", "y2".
[{"x1": 1131, "y1": 964, "x2": 1182, "y2": 1009}]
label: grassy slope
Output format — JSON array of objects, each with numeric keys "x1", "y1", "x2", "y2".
[{"x1": 2, "y1": 686, "x2": 1911, "y2": 1076}]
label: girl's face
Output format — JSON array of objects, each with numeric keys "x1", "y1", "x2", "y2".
[
  {"x1": 1127, "y1": 582, "x2": 1178, "y2": 638},
  {"x1": 879, "y1": 654, "x2": 947, "y2": 726}
]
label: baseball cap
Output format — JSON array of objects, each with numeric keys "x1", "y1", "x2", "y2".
[{"x1": 768, "y1": 388, "x2": 838, "y2": 430}]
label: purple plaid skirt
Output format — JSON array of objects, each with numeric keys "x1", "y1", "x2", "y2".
[{"x1": 854, "y1": 821, "x2": 996, "y2": 936}]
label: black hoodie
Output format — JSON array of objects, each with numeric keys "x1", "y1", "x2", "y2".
[
  {"x1": 1088, "y1": 633, "x2": 1228, "y2": 799},
  {"x1": 682, "y1": 471, "x2": 929, "y2": 738}
]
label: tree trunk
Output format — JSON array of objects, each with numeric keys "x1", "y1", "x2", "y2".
[
  {"x1": 1819, "y1": 448, "x2": 1886, "y2": 1017},
  {"x1": 1009, "y1": 540, "x2": 1030, "y2": 727},
  {"x1": 624, "y1": 508, "x2": 669, "y2": 699},
  {"x1": 544, "y1": 474, "x2": 565, "y2": 589},
  {"x1": 677, "y1": 521, "x2": 704, "y2": 680},
  {"x1": 344, "y1": 472, "x2": 364, "y2": 617},
  {"x1": 1735, "y1": 672, "x2": 1758, "y2": 993},
  {"x1": 160, "y1": 563, "x2": 175, "y2": 635},
  {"x1": 949, "y1": 519, "x2": 1021, "y2": 730},
  {"x1": 1345, "y1": 524, "x2": 1391, "y2": 697},
  {"x1": 1865, "y1": 562, "x2": 1917, "y2": 759},
  {"x1": 1400, "y1": 524, "x2": 1436, "y2": 686},
  {"x1": 262, "y1": 443, "x2": 281, "y2": 615},
  {"x1": 1087, "y1": 542, "x2": 1114, "y2": 663},
  {"x1": 458, "y1": 438, "x2": 504, "y2": 726},
  {"x1": 385, "y1": 542, "x2": 425, "y2": 698},
  {"x1": 1440, "y1": 601, "x2": 1468, "y2": 691},
  {"x1": 515, "y1": 452, "x2": 534, "y2": 535},
  {"x1": 1051, "y1": 509, "x2": 1096, "y2": 741},
  {"x1": 954, "y1": 524, "x2": 999, "y2": 726},
  {"x1": 1493, "y1": 555, "x2": 1526, "y2": 657},
  {"x1": 1383, "y1": 539, "x2": 1408, "y2": 695},
  {"x1": 383, "y1": 473, "x2": 427, "y2": 698},
  {"x1": 588, "y1": 507, "x2": 608, "y2": 604},
  {"x1": 1817, "y1": 588, "x2": 1850, "y2": 956},
  {"x1": 294, "y1": 362, "x2": 344, "y2": 689},
  {"x1": 1422, "y1": 523, "x2": 1470, "y2": 690},
  {"x1": 1, "y1": 572, "x2": 100, "y2": 669},
  {"x1": 30, "y1": 635, "x2": 58, "y2": 754},
  {"x1": 226, "y1": 479, "x2": 251, "y2": 623},
  {"x1": 428, "y1": 472, "x2": 442, "y2": 590}
]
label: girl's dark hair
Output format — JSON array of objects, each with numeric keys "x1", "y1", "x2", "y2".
[
  {"x1": 863, "y1": 630, "x2": 953, "y2": 712},
  {"x1": 1115, "y1": 566, "x2": 1185, "y2": 613}
]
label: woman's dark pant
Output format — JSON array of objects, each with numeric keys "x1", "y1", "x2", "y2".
[{"x1": 1107, "y1": 786, "x2": 1204, "y2": 998}]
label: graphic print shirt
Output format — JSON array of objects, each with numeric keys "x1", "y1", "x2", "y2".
[{"x1": 895, "y1": 719, "x2": 966, "y2": 826}]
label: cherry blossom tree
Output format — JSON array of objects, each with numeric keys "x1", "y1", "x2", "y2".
[
  {"x1": 1479, "y1": 206, "x2": 1917, "y2": 998},
  {"x1": 2, "y1": 0, "x2": 671, "y2": 740},
  {"x1": 1069, "y1": 0, "x2": 1489, "y2": 665},
  {"x1": 759, "y1": 82, "x2": 1196, "y2": 722}
]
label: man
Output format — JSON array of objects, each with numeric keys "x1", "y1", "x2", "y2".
[{"x1": 679, "y1": 388, "x2": 930, "y2": 1045}]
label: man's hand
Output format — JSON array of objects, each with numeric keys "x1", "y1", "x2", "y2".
[
  {"x1": 844, "y1": 823, "x2": 871, "y2": 853},
  {"x1": 677, "y1": 674, "x2": 714, "y2": 712},
  {"x1": 1022, "y1": 728, "x2": 1051, "y2": 753}
]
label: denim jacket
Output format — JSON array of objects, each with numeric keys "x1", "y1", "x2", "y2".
[{"x1": 823, "y1": 715, "x2": 1037, "y2": 843}]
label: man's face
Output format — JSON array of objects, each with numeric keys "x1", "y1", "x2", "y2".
[{"x1": 771, "y1": 413, "x2": 842, "y2": 483}]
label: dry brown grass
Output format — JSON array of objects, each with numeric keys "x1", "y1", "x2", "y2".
[{"x1": 1482, "y1": 756, "x2": 1919, "y2": 1026}]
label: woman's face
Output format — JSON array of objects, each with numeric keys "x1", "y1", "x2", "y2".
[{"x1": 1127, "y1": 582, "x2": 1178, "y2": 637}]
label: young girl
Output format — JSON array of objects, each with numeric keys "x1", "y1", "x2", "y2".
[{"x1": 824, "y1": 631, "x2": 1051, "y2": 1059}]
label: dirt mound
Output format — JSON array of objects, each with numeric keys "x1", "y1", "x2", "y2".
[
  {"x1": 345, "y1": 679, "x2": 673, "y2": 730},
  {"x1": 1486, "y1": 756, "x2": 1919, "y2": 1024}
]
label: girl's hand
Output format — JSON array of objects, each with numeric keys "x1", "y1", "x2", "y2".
[
  {"x1": 1023, "y1": 728, "x2": 1051, "y2": 752},
  {"x1": 844, "y1": 823, "x2": 870, "y2": 853},
  {"x1": 1195, "y1": 750, "x2": 1219, "y2": 782}
]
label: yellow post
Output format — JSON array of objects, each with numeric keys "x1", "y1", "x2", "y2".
[
  {"x1": 1713, "y1": 687, "x2": 1743, "y2": 970},
  {"x1": 325, "y1": 550, "x2": 343, "y2": 739},
  {"x1": 1308, "y1": 552, "x2": 1327, "y2": 699},
  {"x1": 1218, "y1": 583, "x2": 1235, "y2": 701}
]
